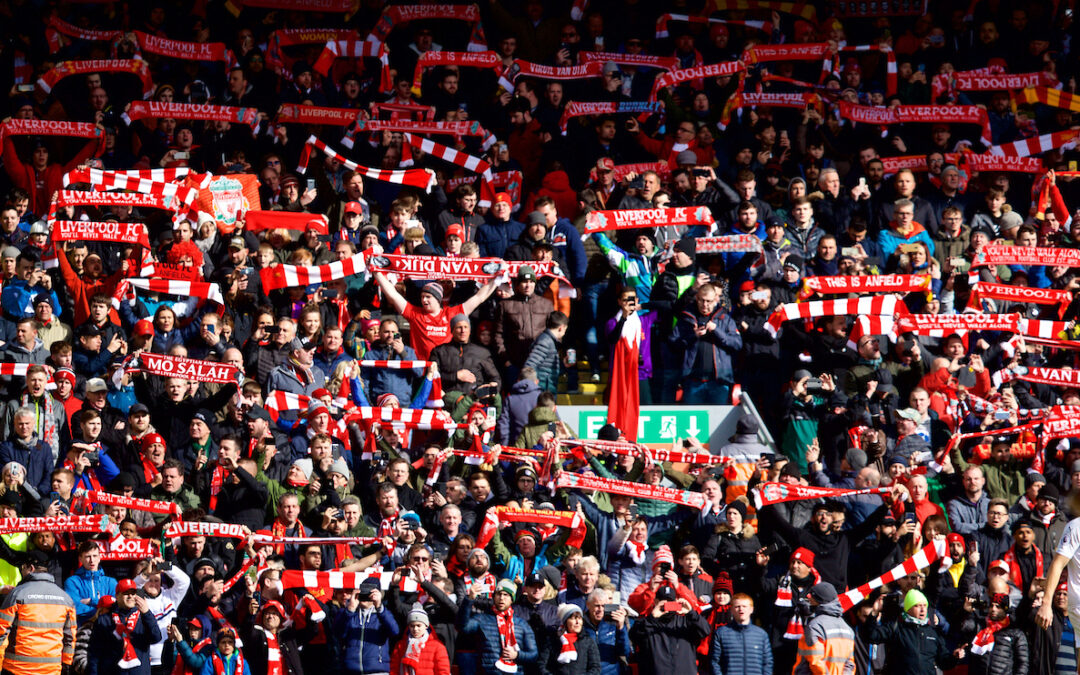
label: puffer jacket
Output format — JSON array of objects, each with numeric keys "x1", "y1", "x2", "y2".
[
  {"x1": 581, "y1": 617, "x2": 631, "y2": 675},
  {"x1": 389, "y1": 631, "x2": 450, "y2": 675},
  {"x1": 706, "y1": 524, "x2": 761, "y2": 589},
  {"x1": 63, "y1": 567, "x2": 118, "y2": 622},
  {"x1": 363, "y1": 341, "x2": 421, "y2": 403},
  {"x1": 331, "y1": 604, "x2": 400, "y2": 675},
  {"x1": 538, "y1": 631, "x2": 601, "y2": 675},
  {"x1": 783, "y1": 222, "x2": 825, "y2": 261},
  {"x1": 495, "y1": 293, "x2": 554, "y2": 368},
  {"x1": 523, "y1": 330, "x2": 561, "y2": 393},
  {"x1": 966, "y1": 622, "x2": 1028, "y2": 675},
  {"x1": 710, "y1": 621, "x2": 773, "y2": 675},
  {"x1": 460, "y1": 600, "x2": 538, "y2": 675},
  {"x1": 628, "y1": 609, "x2": 710, "y2": 675},
  {"x1": 0, "y1": 571, "x2": 76, "y2": 675},
  {"x1": 793, "y1": 600, "x2": 856, "y2": 675},
  {"x1": 475, "y1": 217, "x2": 526, "y2": 259}
]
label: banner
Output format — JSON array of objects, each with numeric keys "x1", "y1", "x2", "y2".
[
  {"x1": 973, "y1": 245, "x2": 1080, "y2": 268},
  {"x1": 190, "y1": 173, "x2": 261, "y2": 233},
  {"x1": 584, "y1": 206, "x2": 714, "y2": 235},
  {"x1": 37, "y1": 60, "x2": 153, "y2": 98},
  {"x1": 124, "y1": 101, "x2": 259, "y2": 133},
  {"x1": 0, "y1": 515, "x2": 109, "y2": 534},
  {"x1": 132, "y1": 352, "x2": 241, "y2": 384},
  {"x1": 750, "y1": 482, "x2": 888, "y2": 509},
  {"x1": 164, "y1": 521, "x2": 248, "y2": 539},
  {"x1": 53, "y1": 221, "x2": 150, "y2": 248},
  {"x1": 798, "y1": 274, "x2": 931, "y2": 301},
  {"x1": 555, "y1": 472, "x2": 706, "y2": 508},
  {"x1": 243, "y1": 210, "x2": 329, "y2": 235}
]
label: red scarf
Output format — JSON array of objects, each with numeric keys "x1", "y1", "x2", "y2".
[
  {"x1": 270, "y1": 518, "x2": 308, "y2": 555},
  {"x1": 141, "y1": 457, "x2": 160, "y2": 485},
  {"x1": 206, "y1": 607, "x2": 242, "y2": 648},
  {"x1": 465, "y1": 571, "x2": 497, "y2": 596},
  {"x1": 495, "y1": 607, "x2": 518, "y2": 673},
  {"x1": 255, "y1": 626, "x2": 282, "y2": 675},
  {"x1": 972, "y1": 616, "x2": 1009, "y2": 655},
  {"x1": 113, "y1": 610, "x2": 142, "y2": 669},
  {"x1": 776, "y1": 568, "x2": 821, "y2": 640},
  {"x1": 64, "y1": 458, "x2": 102, "y2": 492},
  {"x1": 1002, "y1": 545, "x2": 1043, "y2": 588},
  {"x1": 209, "y1": 464, "x2": 229, "y2": 511},
  {"x1": 211, "y1": 651, "x2": 245, "y2": 675},
  {"x1": 401, "y1": 631, "x2": 429, "y2": 674},
  {"x1": 172, "y1": 637, "x2": 211, "y2": 675},
  {"x1": 333, "y1": 541, "x2": 353, "y2": 566},
  {"x1": 557, "y1": 631, "x2": 579, "y2": 664},
  {"x1": 378, "y1": 511, "x2": 399, "y2": 555}
]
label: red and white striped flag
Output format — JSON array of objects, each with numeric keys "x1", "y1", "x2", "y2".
[
  {"x1": 401, "y1": 133, "x2": 496, "y2": 206},
  {"x1": 990, "y1": 129, "x2": 1080, "y2": 157},
  {"x1": 839, "y1": 540, "x2": 946, "y2": 610},
  {"x1": 63, "y1": 167, "x2": 200, "y2": 189}
]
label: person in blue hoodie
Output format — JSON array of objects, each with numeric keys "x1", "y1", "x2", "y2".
[
  {"x1": 65, "y1": 540, "x2": 118, "y2": 622},
  {"x1": 476, "y1": 192, "x2": 526, "y2": 259},
  {"x1": 332, "y1": 580, "x2": 400, "y2": 675},
  {"x1": 198, "y1": 628, "x2": 250, "y2": 675},
  {"x1": 534, "y1": 197, "x2": 587, "y2": 285}
]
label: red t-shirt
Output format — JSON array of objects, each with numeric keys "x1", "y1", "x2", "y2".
[{"x1": 403, "y1": 303, "x2": 463, "y2": 360}]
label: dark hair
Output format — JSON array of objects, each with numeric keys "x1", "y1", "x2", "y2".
[{"x1": 546, "y1": 311, "x2": 569, "y2": 330}]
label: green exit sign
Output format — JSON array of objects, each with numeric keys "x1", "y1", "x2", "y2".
[{"x1": 576, "y1": 409, "x2": 710, "y2": 444}]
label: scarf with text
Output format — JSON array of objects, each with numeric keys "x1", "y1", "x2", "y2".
[
  {"x1": 243, "y1": 210, "x2": 329, "y2": 235},
  {"x1": 839, "y1": 540, "x2": 946, "y2": 610},
  {"x1": 0, "y1": 515, "x2": 108, "y2": 534},
  {"x1": 78, "y1": 489, "x2": 181, "y2": 516},
  {"x1": 584, "y1": 206, "x2": 714, "y2": 235},
  {"x1": 366, "y1": 252, "x2": 566, "y2": 284},
  {"x1": 45, "y1": 17, "x2": 121, "y2": 53},
  {"x1": 991, "y1": 366, "x2": 1080, "y2": 388},
  {"x1": 101, "y1": 537, "x2": 160, "y2": 561},
  {"x1": 260, "y1": 252, "x2": 368, "y2": 291},
  {"x1": 411, "y1": 51, "x2": 502, "y2": 94},
  {"x1": 52, "y1": 220, "x2": 150, "y2": 248},
  {"x1": 797, "y1": 274, "x2": 931, "y2": 301},
  {"x1": 559, "y1": 438, "x2": 732, "y2": 466},
  {"x1": 895, "y1": 313, "x2": 1022, "y2": 336},
  {"x1": 651, "y1": 61, "x2": 745, "y2": 99},
  {"x1": 504, "y1": 60, "x2": 604, "y2": 84},
  {"x1": 164, "y1": 521, "x2": 248, "y2": 539},
  {"x1": 370, "y1": 4, "x2": 486, "y2": 52},
  {"x1": 370, "y1": 101, "x2": 437, "y2": 121},
  {"x1": 968, "y1": 282, "x2": 1071, "y2": 316},
  {"x1": 38, "y1": 59, "x2": 153, "y2": 97},
  {"x1": 559, "y1": 101, "x2": 665, "y2": 134},
  {"x1": 476, "y1": 507, "x2": 587, "y2": 550},
  {"x1": 0, "y1": 119, "x2": 104, "y2": 153},
  {"x1": 114, "y1": 609, "x2": 142, "y2": 669},
  {"x1": 743, "y1": 42, "x2": 832, "y2": 65},
  {"x1": 750, "y1": 482, "x2": 888, "y2": 509},
  {"x1": 48, "y1": 188, "x2": 195, "y2": 225},
  {"x1": 837, "y1": 102, "x2": 992, "y2": 146},
  {"x1": 974, "y1": 245, "x2": 1080, "y2": 267},
  {"x1": 296, "y1": 136, "x2": 435, "y2": 191},
  {"x1": 124, "y1": 101, "x2": 259, "y2": 133},
  {"x1": 133, "y1": 32, "x2": 232, "y2": 63},
  {"x1": 693, "y1": 235, "x2": 763, "y2": 254},
  {"x1": 654, "y1": 13, "x2": 770, "y2": 38},
  {"x1": 579, "y1": 51, "x2": 681, "y2": 71},
  {"x1": 275, "y1": 103, "x2": 359, "y2": 127},
  {"x1": 556, "y1": 472, "x2": 706, "y2": 508}
]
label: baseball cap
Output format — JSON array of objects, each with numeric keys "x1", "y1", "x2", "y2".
[
  {"x1": 129, "y1": 403, "x2": 150, "y2": 416},
  {"x1": 116, "y1": 579, "x2": 138, "y2": 594},
  {"x1": 85, "y1": 378, "x2": 107, "y2": 393},
  {"x1": 896, "y1": 408, "x2": 921, "y2": 422},
  {"x1": 227, "y1": 236, "x2": 246, "y2": 250},
  {"x1": 344, "y1": 201, "x2": 363, "y2": 215},
  {"x1": 524, "y1": 572, "x2": 546, "y2": 587},
  {"x1": 245, "y1": 406, "x2": 272, "y2": 423},
  {"x1": 289, "y1": 336, "x2": 316, "y2": 351},
  {"x1": 596, "y1": 157, "x2": 615, "y2": 172}
]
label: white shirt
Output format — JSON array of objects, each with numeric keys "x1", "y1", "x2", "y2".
[{"x1": 1055, "y1": 517, "x2": 1080, "y2": 614}]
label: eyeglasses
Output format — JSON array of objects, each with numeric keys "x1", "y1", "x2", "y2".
[{"x1": 411, "y1": 556, "x2": 430, "y2": 562}]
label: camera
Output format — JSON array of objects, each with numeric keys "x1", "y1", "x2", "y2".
[
  {"x1": 322, "y1": 289, "x2": 338, "y2": 299},
  {"x1": 358, "y1": 589, "x2": 373, "y2": 601},
  {"x1": 627, "y1": 177, "x2": 645, "y2": 190},
  {"x1": 85, "y1": 451, "x2": 100, "y2": 465},
  {"x1": 804, "y1": 377, "x2": 826, "y2": 395},
  {"x1": 692, "y1": 169, "x2": 710, "y2": 178},
  {"x1": 658, "y1": 562, "x2": 672, "y2": 575}
]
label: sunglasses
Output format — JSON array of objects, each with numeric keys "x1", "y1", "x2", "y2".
[{"x1": 411, "y1": 556, "x2": 430, "y2": 562}]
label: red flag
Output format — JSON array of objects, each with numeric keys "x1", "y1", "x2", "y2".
[{"x1": 608, "y1": 312, "x2": 641, "y2": 441}]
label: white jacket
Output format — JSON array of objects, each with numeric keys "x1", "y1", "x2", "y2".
[{"x1": 135, "y1": 565, "x2": 191, "y2": 665}]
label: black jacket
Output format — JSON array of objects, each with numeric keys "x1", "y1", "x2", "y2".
[
  {"x1": 537, "y1": 631, "x2": 602, "y2": 675},
  {"x1": 628, "y1": 610, "x2": 710, "y2": 675},
  {"x1": 966, "y1": 622, "x2": 1028, "y2": 675},
  {"x1": 243, "y1": 624, "x2": 305, "y2": 675},
  {"x1": 430, "y1": 339, "x2": 502, "y2": 395},
  {"x1": 211, "y1": 467, "x2": 268, "y2": 531},
  {"x1": 868, "y1": 618, "x2": 958, "y2": 675}
]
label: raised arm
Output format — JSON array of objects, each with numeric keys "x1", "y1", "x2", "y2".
[
  {"x1": 373, "y1": 271, "x2": 408, "y2": 314},
  {"x1": 460, "y1": 276, "x2": 500, "y2": 316}
]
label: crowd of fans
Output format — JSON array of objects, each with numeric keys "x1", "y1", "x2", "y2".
[{"x1": 2, "y1": 0, "x2": 1080, "y2": 674}]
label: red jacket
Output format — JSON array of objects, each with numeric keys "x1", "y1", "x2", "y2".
[
  {"x1": 3, "y1": 136, "x2": 99, "y2": 217},
  {"x1": 627, "y1": 580, "x2": 701, "y2": 615},
  {"x1": 389, "y1": 634, "x2": 451, "y2": 675}
]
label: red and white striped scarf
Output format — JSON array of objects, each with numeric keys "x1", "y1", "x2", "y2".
[
  {"x1": 343, "y1": 407, "x2": 456, "y2": 428},
  {"x1": 359, "y1": 360, "x2": 442, "y2": 407},
  {"x1": 797, "y1": 274, "x2": 931, "y2": 301},
  {"x1": 310, "y1": 39, "x2": 391, "y2": 91},
  {"x1": 840, "y1": 540, "x2": 946, "y2": 610},
  {"x1": 972, "y1": 617, "x2": 1009, "y2": 655},
  {"x1": 399, "y1": 133, "x2": 496, "y2": 207},
  {"x1": 296, "y1": 136, "x2": 435, "y2": 191},
  {"x1": 775, "y1": 568, "x2": 820, "y2": 640},
  {"x1": 654, "y1": 14, "x2": 770, "y2": 39},
  {"x1": 260, "y1": 252, "x2": 368, "y2": 291},
  {"x1": 765, "y1": 296, "x2": 907, "y2": 337},
  {"x1": 62, "y1": 166, "x2": 200, "y2": 190},
  {"x1": 280, "y1": 568, "x2": 409, "y2": 592},
  {"x1": 1003, "y1": 544, "x2": 1043, "y2": 590},
  {"x1": 558, "y1": 631, "x2": 579, "y2": 663},
  {"x1": 254, "y1": 626, "x2": 282, "y2": 675},
  {"x1": 990, "y1": 129, "x2": 1080, "y2": 158}
]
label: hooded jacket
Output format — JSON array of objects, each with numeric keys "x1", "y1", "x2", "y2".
[
  {"x1": 878, "y1": 221, "x2": 935, "y2": 260},
  {"x1": 793, "y1": 599, "x2": 856, "y2": 675},
  {"x1": 332, "y1": 603, "x2": 400, "y2": 674},
  {"x1": 497, "y1": 378, "x2": 542, "y2": 444},
  {"x1": 64, "y1": 567, "x2": 118, "y2": 622}
]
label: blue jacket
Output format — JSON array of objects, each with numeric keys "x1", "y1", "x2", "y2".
[
  {"x1": 460, "y1": 599, "x2": 538, "y2": 674},
  {"x1": 88, "y1": 607, "x2": 161, "y2": 675},
  {"x1": 551, "y1": 217, "x2": 588, "y2": 284},
  {"x1": 0, "y1": 280, "x2": 59, "y2": 320},
  {"x1": 496, "y1": 378, "x2": 542, "y2": 445},
  {"x1": 877, "y1": 222, "x2": 935, "y2": 259},
  {"x1": 332, "y1": 604, "x2": 400, "y2": 674},
  {"x1": 710, "y1": 622, "x2": 773, "y2": 675},
  {"x1": 0, "y1": 436, "x2": 51, "y2": 495},
  {"x1": 673, "y1": 307, "x2": 743, "y2": 383},
  {"x1": 476, "y1": 218, "x2": 526, "y2": 259},
  {"x1": 363, "y1": 343, "x2": 421, "y2": 404},
  {"x1": 721, "y1": 223, "x2": 767, "y2": 281},
  {"x1": 65, "y1": 566, "x2": 118, "y2": 621},
  {"x1": 583, "y1": 618, "x2": 632, "y2": 675},
  {"x1": 199, "y1": 650, "x2": 251, "y2": 675},
  {"x1": 592, "y1": 232, "x2": 659, "y2": 304},
  {"x1": 314, "y1": 348, "x2": 352, "y2": 381},
  {"x1": 571, "y1": 493, "x2": 686, "y2": 569},
  {"x1": 58, "y1": 448, "x2": 121, "y2": 493}
]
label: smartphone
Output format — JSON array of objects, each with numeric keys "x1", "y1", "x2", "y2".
[
  {"x1": 173, "y1": 151, "x2": 190, "y2": 160},
  {"x1": 1071, "y1": 161, "x2": 1078, "y2": 172},
  {"x1": 900, "y1": 243, "x2": 923, "y2": 254},
  {"x1": 265, "y1": 326, "x2": 280, "y2": 335},
  {"x1": 206, "y1": 324, "x2": 215, "y2": 335},
  {"x1": 750, "y1": 290, "x2": 769, "y2": 301},
  {"x1": 306, "y1": 179, "x2": 316, "y2": 191},
  {"x1": 663, "y1": 601, "x2": 682, "y2": 612},
  {"x1": 628, "y1": 502, "x2": 639, "y2": 519},
  {"x1": 994, "y1": 410, "x2": 1011, "y2": 420},
  {"x1": 903, "y1": 510, "x2": 917, "y2": 524},
  {"x1": 485, "y1": 406, "x2": 496, "y2": 421},
  {"x1": 16, "y1": 84, "x2": 34, "y2": 93},
  {"x1": 841, "y1": 247, "x2": 860, "y2": 258},
  {"x1": 322, "y1": 289, "x2": 338, "y2": 299}
]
